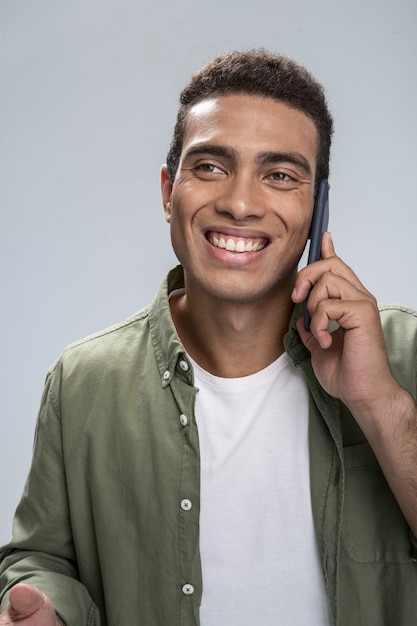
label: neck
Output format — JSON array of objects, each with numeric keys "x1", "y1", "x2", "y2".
[{"x1": 170, "y1": 285, "x2": 294, "y2": 378}]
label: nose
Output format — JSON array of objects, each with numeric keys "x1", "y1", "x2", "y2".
[{"x1": 214, "y1": 172, "x2": 266, "y2": 221}]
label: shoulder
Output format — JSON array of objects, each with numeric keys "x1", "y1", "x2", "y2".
[
  {"x1": 378, "y1": 304, "x2": 417, "y2": 396},
  {"x1": 379, "y1": 302, "x2": 417, "y2": 326},
  {"x1": 49, "y1": 305, "x2": 153, "y2": 382},
  {"x1": 379, "y1": 303, "x2": 417, "y2": 351},
  {"x1": 67, "y1": 305, "x2": 151, "y2": 350}
]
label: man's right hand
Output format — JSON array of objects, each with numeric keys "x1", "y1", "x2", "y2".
[{"x1": 0, "y1": 582, "x2": 63, "y2": 625}]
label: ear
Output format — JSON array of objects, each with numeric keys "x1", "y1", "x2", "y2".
[{"x1": 161, "y1": 165, "x2": 173, "y2": 223}]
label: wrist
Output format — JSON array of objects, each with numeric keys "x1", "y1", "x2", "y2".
[
  {"x1": 350, "y1": 384, "x2": 416, "y2": 449},
  {"x1": 345, "y1": 378, "x2": 403, "y2": 432}
]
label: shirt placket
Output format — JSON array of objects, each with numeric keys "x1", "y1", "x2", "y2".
[{"x1": 168, "y1": 355, "x2": 202, "y2": 625}]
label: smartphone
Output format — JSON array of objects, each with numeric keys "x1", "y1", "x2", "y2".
[{"x1": 303, "y1": 179, "x2": 329, "y2": 330}]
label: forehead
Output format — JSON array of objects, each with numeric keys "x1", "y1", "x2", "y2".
[{"x1": 182, "y1": 94, "x2": 318, "y2": 166}]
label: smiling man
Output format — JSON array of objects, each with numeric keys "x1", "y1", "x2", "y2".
[
  {"x1": 161, "y1": 94, "x2": 317, "y2": 377},
  {"x1": 1, "y1": 49, "x2": 417, "y2": 626}
]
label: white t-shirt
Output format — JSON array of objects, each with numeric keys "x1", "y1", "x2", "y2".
[{"x1": 191, "y1": 352, "x2": 330, "y2": 625}]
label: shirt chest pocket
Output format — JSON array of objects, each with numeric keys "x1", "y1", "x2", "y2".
[{"x1": 341, "y1": 442, "x2": 412, "y2": 564}]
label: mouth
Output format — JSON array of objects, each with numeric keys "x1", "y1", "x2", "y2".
[{"x1": 206, "y1": 231, "x2": 268, "y2": 253}]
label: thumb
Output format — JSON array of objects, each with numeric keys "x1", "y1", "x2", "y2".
[
  {"x1": 8, "y1": 583, "x2": 45, "y2": 618},
  {"x1": 296, "y1": 314, "x2": 331, "y2": 351}
]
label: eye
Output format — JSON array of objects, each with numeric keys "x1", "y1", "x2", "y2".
[
  {"x1": 193, "y1": 162, "x2": 227, "y2": 179},
  {"x1": 265, "y1": 169, "x2": 301, "y2": 190},
  {"x1": 195, "y1": 163, "x2": 224, "y2": 174},
  {"x1": 268, "y1": 171, "x2": 293, "y2": 182}
]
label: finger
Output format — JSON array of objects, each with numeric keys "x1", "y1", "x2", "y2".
[
  {"x1": 296, "y1": 315, "x2": 328, "y2": 350},
  {"x1": 308, "y1": 298, "x2": 378, "y2": 349},
  {"x1": 296, "y1": 312, "x2": 337, "y2": 350},
  {"x1": 291, "y1": 232, "x2": 336, "y2": 304},
  {"x1": 320, "y1": 231, "x2": 336, "y2": 259},
  {"x1": 9, "y1": 583, "x2": 44, "y2": 618},
  {"x1": 305, "y1": 271, "x2": 376, "y2": 321},
  {"x1": 293, "y1": 254, "x2": 368, "y2": 303}
]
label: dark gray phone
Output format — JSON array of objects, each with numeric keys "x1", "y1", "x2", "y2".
[{"x1": 303, "y1": 179, "x2": 329, "y2": 330}]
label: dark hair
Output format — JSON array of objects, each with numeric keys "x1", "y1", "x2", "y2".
[{"x1": 166, "y1": 49, "x2": 333, "y2": 182}]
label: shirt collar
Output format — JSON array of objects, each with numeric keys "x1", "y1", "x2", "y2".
[
  {"x1": 148, "y1": 266, "x2": 194, "y2": 387},
  {"x1": 284, "y1": 304, "x2": 311, "y2": 366}
]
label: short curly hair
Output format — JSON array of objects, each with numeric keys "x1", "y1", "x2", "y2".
[{"x1": 166, "y1": 49, "x2": 333, "y2": 182}]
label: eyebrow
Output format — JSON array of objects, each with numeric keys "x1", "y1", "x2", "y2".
[
  {"x1": 182, "y1": 143, "x2": 238, "y2": 163},
  {"x1": 182, "y1": 143, "x2": 313, "y2": 177},
  {"x1": 256, "y1": 151, "x2": 313, "y2": 177}
]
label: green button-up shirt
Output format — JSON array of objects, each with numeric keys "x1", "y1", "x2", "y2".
[{"x1": 1, "y1": 266, "x2": 417, "y2": 625}]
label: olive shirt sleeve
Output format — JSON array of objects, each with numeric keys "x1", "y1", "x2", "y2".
[
  {"x1": 0, "y1": 361, "x2": 100, "y2": 625},
  {"x1": 380, "y1": 305, "x2": 417, "y2": 554}
]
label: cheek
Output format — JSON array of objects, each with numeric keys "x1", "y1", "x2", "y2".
[
  {"x1": 168, "y1": 209, "x2": 188, "y2": 254},
  {"x1": 169, "y1": 191, "x2": 199, "y2": 233},
  {"x1": 298, "y1": 203, "x2": 315, "y2": 237}
]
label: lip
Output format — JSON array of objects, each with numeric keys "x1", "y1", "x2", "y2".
[
  {"x1": 205, "y1": 226, "x2": 270, "y2": 239},
  {"x1": 205, "y1": 229, "x2": 269, "y2": 250},
  {"x1": 204, "y1": 229, "x2": 270, "y2": 261}
]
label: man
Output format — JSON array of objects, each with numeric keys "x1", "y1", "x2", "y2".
[{"x1": 0, "y1": 49, "x2": 416, "y2": 625}]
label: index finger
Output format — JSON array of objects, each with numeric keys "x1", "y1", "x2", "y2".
[{"x1": 292, "y1": 233, "x2": 368, "y2": 303}]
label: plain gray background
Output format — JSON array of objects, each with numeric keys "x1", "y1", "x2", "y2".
[{"x1": 1, "y1": 0, "x2": 416, "y2": 543}]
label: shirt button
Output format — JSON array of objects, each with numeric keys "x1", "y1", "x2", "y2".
[
  {"x1": 163, "y1": 370, "x2": 170, "y2": 381},
  {"x1": 180, "y1": 499, "x2": 192, "y2": 511},
  {"x1": 182, "y1": 583, "x2": 195, "y2": 595},
  {"x1": 179, "y1": 360, "x2": 189, "y2": 372},
  {"x1": 179, "y1": 414, "x2": 188, "y2": 426}
]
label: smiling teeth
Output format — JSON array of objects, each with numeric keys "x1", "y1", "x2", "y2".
[{"x1": 210, "y1": 235, "x2": 265, "y2": 253}]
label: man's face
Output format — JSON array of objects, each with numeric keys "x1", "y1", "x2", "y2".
[{"x1": 161, "y1": 93, "x2": 318, "y2": 304}]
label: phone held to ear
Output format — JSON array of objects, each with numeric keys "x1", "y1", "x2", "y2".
[{"x1": 303, "y1": 179, "x2": 329, "y2": 330}]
